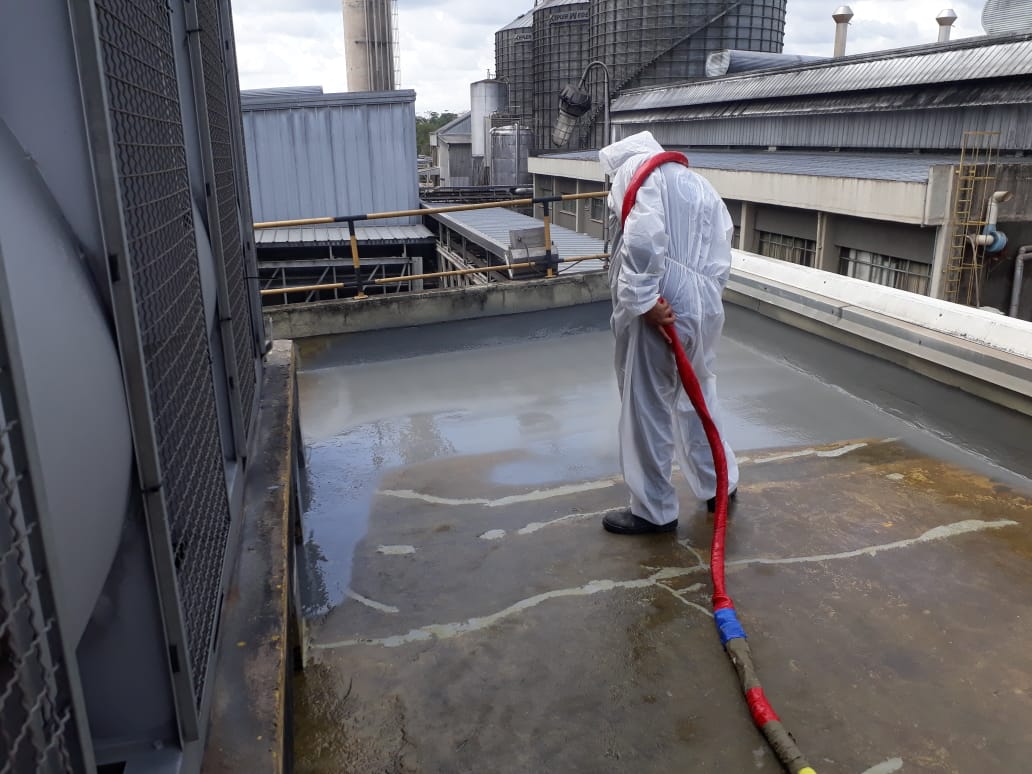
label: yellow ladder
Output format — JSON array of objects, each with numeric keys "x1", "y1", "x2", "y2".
[{"x1": 943, "y1": 131, "x2": 1000, "y2": 305}]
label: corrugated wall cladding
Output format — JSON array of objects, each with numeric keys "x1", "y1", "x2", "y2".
[
  {"x1": 242, "y1": 93, "x2": 419, "y2": 224},
  {"x1": 619, "y1": 103, "x2": 1032, "y2": 152}
]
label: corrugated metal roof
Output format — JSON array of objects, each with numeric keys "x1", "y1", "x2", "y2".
[
  {"x1": 242, "y1": 91, "x2": 420, "y2": 224},
  {"x1": 613, "y1": 35, "x2": 1032, "y2": 113},
  {"x1": 537, "y1": 148, "x2": 979, "y2": 183},
  {"x1": 435, "y1": 112, "x2": 472, "y2": 138},
  {"x1": 242, "y1": 89, "x2": 416, "y2": 110},
  {"x1": 240, "y1": 85, "x2": 323, "y2": 102},
  {"x1": 254, "y1": 225, "x2": 434, "y2": 247},
  {"x1": 432, "y1": 208, "x2": 606, "y2": 274},
  {"x1": 535, "y1": 0, "x2": 589, "y2": 8},
  {"x1": 498, "y1": 9, "x2": 534, "y2": 30}
]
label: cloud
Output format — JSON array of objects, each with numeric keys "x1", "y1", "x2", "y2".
[{"x1": 232, "y1": 0, "x2": 993, "y2": 114}]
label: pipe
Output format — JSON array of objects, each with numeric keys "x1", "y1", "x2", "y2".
[
  {"x1": 974, "y1": 190, "x2": 1013, "y2": 252},
  {"x1": 259, "y1": 282, "x2": 345, "y2": 296},
  {"x1": 833, "y1": 6, "x2": 853, "y2": 57},
  {"x1": 253, "y1": 191, "x2": 607, "y2": 230},
  {"x1": 373, "y1": 253, "x2": 610, "y2": 285},
  {"x1": 936, "y1": 9, "x2": 957, "y2": 42},
  {"x1": 1010, "y1": 245, "x2": 1032, "y2": 318}
]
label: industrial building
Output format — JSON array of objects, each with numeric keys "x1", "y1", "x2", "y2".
[
  {"x1": 529, "y1": 25, "x2": 1032, "y2": 317},
  {"x1": 241, "y1": 87, "x2": 436, "y2": 301}
]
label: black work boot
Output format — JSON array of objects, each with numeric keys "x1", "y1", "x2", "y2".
[
  {"x1": 706, "y1": 488, "x2": 737, "y2": 514},
  {"x1": 602, "y1": 510, "x2": 677, "y2": 535}
]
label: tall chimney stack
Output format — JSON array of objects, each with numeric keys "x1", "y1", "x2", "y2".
[
  {"x1": 937, "y1": 8, "x2": 958, "y2": 42},
  {"x1": 833, "y1": 6, "x2": 854, "y2": 57}
]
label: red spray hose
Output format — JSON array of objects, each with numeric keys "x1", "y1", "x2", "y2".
[{"x1": 623, "y1": 153, "x2": 815, "y2": 774}]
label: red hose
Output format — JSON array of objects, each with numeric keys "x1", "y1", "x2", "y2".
[
  {"x1": 623, "y1": 152, "x2": 813, "y2": 772},
  {"x1": 661, "y1": 320, "x2": 733, "y2": 610}
]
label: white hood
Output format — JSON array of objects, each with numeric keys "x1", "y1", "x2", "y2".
[{"x1": 598, "y1": 131, "x2": 665, "y2": 177}]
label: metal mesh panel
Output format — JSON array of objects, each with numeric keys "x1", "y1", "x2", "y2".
[
  {"x1": 532, "y1": 1, "x2": 590, "y2": 152},
  {"x1": 94, "y1": 0, "x2": 231, "y2": 704},
  {"x1": 0, "y1": 409, "x2": 80, "y2": 773},
  {"x1": 198, "y1": 0, "x2": 257, "y2": 432}
]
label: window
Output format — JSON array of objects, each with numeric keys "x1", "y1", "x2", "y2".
[
  {"x1": 537, "y1": 178, "x2": 553, "y2": 197},
  {"x1": 559, "y1": 195, "x2": 576, "y2": 215},
  {"x1": 757, "y1": 231, "x2": 817, "y2": 267},
  {"x1": 732, "y1": 226, "x2": 742, "y2": 250},
  {"x1": 590, "y1": 196, "x2": 605, "y2": 222},
  {"x1": 839, "y1": 249, "x2": 931, "y2": 295}
]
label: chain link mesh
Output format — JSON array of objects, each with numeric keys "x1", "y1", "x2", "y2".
[
  {"x1": 0, "y1": 415, "x2": 78, "y2": 774},
  {"x1": 94, "y1": 0, "x2": 232, "y2": 705}
]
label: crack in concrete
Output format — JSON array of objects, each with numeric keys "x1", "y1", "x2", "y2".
[
  {"x1": 379, "y1": 480, "x2": 616, "y2": 508},
  {"x1": 345, "y1": 590, "x2": 400, "y2": 614},
  {"x1": 316, "y1": 519, "x2": 1016, "y2": 651},
  {"x1": 376, "y1": 440, "x2": 878, "y2": 512}
]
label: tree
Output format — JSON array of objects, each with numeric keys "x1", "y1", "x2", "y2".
[{"x1": 415, "y1": 111, "x2": 458, "y2": 158}]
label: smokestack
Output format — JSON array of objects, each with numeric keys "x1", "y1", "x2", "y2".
[
  {"x1": 937, "y1": 8, "x2": 958, "y2": 42},
  {"x1": 833, "y1": 5, "x2": 854, "y2": 57},
  {"x1": 342, "y1": 0, "x2": 397, "y2": 92}
]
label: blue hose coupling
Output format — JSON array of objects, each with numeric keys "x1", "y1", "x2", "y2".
[{"x1": 715, "y1": 607, "x2": 747, "y2": 646}]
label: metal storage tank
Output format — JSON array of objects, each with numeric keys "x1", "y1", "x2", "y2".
[
  {"x1": 583, "y1": 0, "x2": 787, "y2": 146},
  {"x1": 495, "y1": 9, "x2": 535, "y2": 124},
  {"x1": 533, "y1": 0, "x2": 591, "y2": 152},
  {"x1": 491, "y1": 124, "x2": 535, "y2": 186},
  {"x1": 471, "y1": 79, "x2": 508, "y2": 184}
]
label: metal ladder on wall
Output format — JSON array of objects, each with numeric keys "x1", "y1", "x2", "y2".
[{"x1": 943, "y1": 131, "x2": 1000, "y2": 305}]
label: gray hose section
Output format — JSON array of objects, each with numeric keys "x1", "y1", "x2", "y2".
[{"x1": 725, "y1": 639, "x2": 812, "y2": 773}]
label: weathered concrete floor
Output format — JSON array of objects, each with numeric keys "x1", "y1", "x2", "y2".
[{"x1": 293, "y1": 305, "x2": 1032, "y2": 773}]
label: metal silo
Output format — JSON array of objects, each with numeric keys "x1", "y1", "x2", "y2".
[
  {"x1": 495, "y1": 9, "x2": 535, "y2": 124},
  {"x1": 533, "y1": 0, "x2": 591, "y2": 152},
  {"x1": 583, "y1": 1, "x2": 787, "y2": 145}
]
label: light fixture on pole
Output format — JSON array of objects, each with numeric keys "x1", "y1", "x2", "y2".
[
  {"x1": 551, "y1": 60, "x2": 614, "y2": 260},
  {"x1": 552, "y1": 60, "x2": 611, "y2": 149}
]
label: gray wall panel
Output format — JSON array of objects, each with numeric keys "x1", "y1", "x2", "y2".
[{"x1": 243, "y1": 92, "x2": 419, "y2": 224}]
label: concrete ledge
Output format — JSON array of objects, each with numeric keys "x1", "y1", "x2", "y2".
[
  {"x1": 203, "y1": 341, "x2": 298, "y2": 774},
  {"x1": 265, "y1": 272, "x2": 610, "y2": 339},
  {"x1": 727, "y1": 252, "x2": 1032, "y2": 417}
]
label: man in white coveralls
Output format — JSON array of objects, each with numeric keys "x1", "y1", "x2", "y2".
[{"x1": 599, "y1": 131, "x2": 739, "y2": 535}]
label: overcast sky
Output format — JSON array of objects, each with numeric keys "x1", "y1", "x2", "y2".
[{"x1": 232, "y1": 1, "x2": 990, "y2": 115}]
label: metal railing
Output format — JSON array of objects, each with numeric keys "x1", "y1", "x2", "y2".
[{"x1": 253, "y1": 191, "x2": 609, "y2": 299}]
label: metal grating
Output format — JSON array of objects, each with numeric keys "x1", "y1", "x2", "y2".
[
  {"x1": 94, "y1": 0, "x2": 231, "y2": 704},
  {"x1": 0, "y1": 352, "x2": 82, "y2": 772},
  {"x1": 198, "y1": 0, "x2": 256, "y2": 432}
]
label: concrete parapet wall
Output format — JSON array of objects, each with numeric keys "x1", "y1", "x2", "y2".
[
  {"x1": 727, "y1": 251, "x2": 1032, "y2": 417},
  {"x1": 265, "y1": 272, "x2": 611, "y2": 339}
]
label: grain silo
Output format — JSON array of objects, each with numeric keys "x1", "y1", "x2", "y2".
[
  {"x1": 495, "y1": 9, "x2": 536, "y2": 124},
  {"x1": 532, "y1": 0, "x2": 591, "y2": 152},
  {"x1": 576, "y1": 0, "x2": 788, "y2": 147}
]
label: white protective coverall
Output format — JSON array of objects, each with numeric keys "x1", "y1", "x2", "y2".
[{"x1": 600, "y1": 131, "x2": 739, "y2": 526}]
